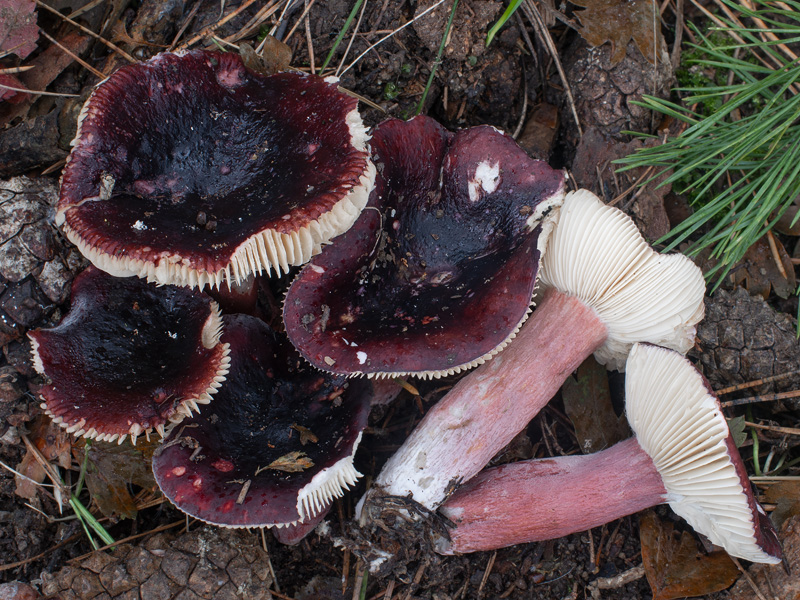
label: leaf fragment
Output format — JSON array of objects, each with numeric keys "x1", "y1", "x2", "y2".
[
  {"x1": 639, "y1": 510, "x2": 740, "y2": 600},
  {"x1": 572, "y1": 0, "x2": 664, "y2": 65},
  {"x1": 291, "y1": 424, "x2": 318, "y2": 446},
  {"x1": 0, "y1": 0, "x2": 38, "y2": 59},
  {"x1": 260, "y1": 451, "x2": 314, "y2": 473},
  {"x1": 562, "y1": 356, "x2": 629, "y2": 454}
]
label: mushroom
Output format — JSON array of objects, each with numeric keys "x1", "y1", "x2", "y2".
[
  {"x1": 283, "y1": 116, "x2": 565, "y2": 378},
  {"x1": 58, "y1": 50, "x2": 376, "y2": 290},
  {"x1": 436, "y1": 343, "x2": 783, "y2": 565},
  {"x1": 366, "y1": 189, "x2": 705, "y2": 510},
  {"x1": 152, "y1": 314, "x2": 372, "y2": 528},
  {"x1": 28, "y1": 266, "x2": 230, "y2": 444}
]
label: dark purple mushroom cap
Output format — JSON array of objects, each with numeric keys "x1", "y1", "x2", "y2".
[
  {"x1": 152, "y1": 314, "x2": 372, "y2": 528},
  {"x1": 28, "y1": 266, "x2": 230, "y2": 444},
  {"x1": 58, "y1": 50, "x2": 375, "y2": 290},
  {"x1": 283, "y1": 116, "x2": 565, "y2": 378}
]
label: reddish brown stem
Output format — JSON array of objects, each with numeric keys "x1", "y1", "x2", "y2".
[
  {"x1": 373, "y1": 288, "x2": 609, "y2": 509},
  {"x1": 438, "y1": 437, "x2": 667, "y2": 554}
]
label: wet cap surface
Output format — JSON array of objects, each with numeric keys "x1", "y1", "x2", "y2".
[{"x1": 284, "y1": 116, "x2": 565, "y2": 378}]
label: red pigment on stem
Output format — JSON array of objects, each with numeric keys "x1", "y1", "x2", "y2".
[
  {"x1": 374, "y1": 287, "x2": 609, "y2": 510},
  {"x1": 438, "y1": 437, "x2": 667, "y2": 554}
]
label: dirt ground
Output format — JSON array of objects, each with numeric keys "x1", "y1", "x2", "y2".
[{"x1": 1, "y1": 0, "x2": 799, "y2": 599}]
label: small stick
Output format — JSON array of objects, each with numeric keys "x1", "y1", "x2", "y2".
[
  {"x1": 282, "y1": 0, "x2": 319, "y2": 43},
  {"x1": 179, "y1": 0, "x2": 259, "y2": 50},
  {"x1": 39, "y1": 29, "x2": 105, "y2": 79},
  {"x1": 476, "y1": 552, "x2": 497, "y2": 598},
  {"x1": 335, "y1": 0, "x2": 369, "y2": 77},
  {"x1": 34, "y1": 0, "x2": 136, "y2": 63},
  {"x1": 731, "y1": 556, "x2": 769, "y2": 600},
  {"x1": 69, "y1": 520, "x2": 185, "y2": 563},
  {"x1": 745, "y1": 421, "x2": 800, "y2": 436},
  {"x1": 722, "y1": 389, "x2": 800, "y2": 408},
  {"x1": 716, "y1": 370, "x2": 800, "y2": 395},
  {"x1": 261, "y1": 528, "x2": 281, "y2": 593},
  {"x1": 305, "y1": 4, "x2": 315, "y2": 74},
  {"x1": 0, "y1": 65, "x2": 35, "y2": 74},
  {"x1": 339, "y1": 0, "x2": 446, "y2": 77},
  {"x1": 766, "y1": 229, "x2": 789, "y2": 280}
]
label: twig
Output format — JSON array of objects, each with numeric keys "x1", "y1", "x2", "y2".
[
  {"x1": 521, "y1": 0, "x2": 582, "y2": 137},
  {"x1": 34, "y1": 0, "x2": 137, "y2": 64},
  {"x1": 281, "y1": 0, "x2": 318, "y2": 43},
  {"x1": 731, "y1": 556, "x2": 769, "y2": 600},
  {"x1": 39, "y1": 29, "x2": 105, "y2": 79},
  {"x1": 339, "y1": 0, "x2": 446, "y2": 77},
  {"x1": 716, "y1": 370, "x2": 800, "y2": 395},
  {"x1": 335, "y1": 0, "x2": 369, "y2": 77},
  {"x1": 179, "y1": 0, "x2": 259, "y2": 50},
  {"x1": 745, "y1": 421, "x2": 800, "y2": 436},
  {"x1": 0, "y1": 532, "x2": 83, "y2": 572},
  {"x1": 68, "y1": 520, "x2": 185, "y2": 563},
  {"x1": 0, "y1": 81, "x2": 79, "y2": 97},
  {"x1": 305, "y1": 2, "x2": 315, "y2": 74},
  {"x1": 722, "y1": 389, "x2": 800, "y2": 408},
  {"x1": 512, "y1": 70, "x2": 529, "y2": 139},
  {"x1": 477, "y1": 551, "x2": 497, "y2": 598}
]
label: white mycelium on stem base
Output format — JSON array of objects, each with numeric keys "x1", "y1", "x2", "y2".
[
  {"x1": 367, "y1": 190, "x2": 706, "y2": 511},
  {"x1": 437, "y1": 344, "x2": 783, "y2": 565}
]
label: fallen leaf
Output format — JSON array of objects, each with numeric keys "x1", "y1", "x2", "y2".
[
  {"x1": 764, "y1": 480, "x2": 800, "y2": 528},
  {"x1": 573, "y1": 0, "x2": 665, "y2": 65},
  {"x1": 516, "y1": 103, "x2": 559, "y2": 161},
  {"x1": 239, "y1": 38, "x2": 292, "y2": 76},
  {"x1": 562, "y1": 355, "x2": 629, "y2": 454},
  {"x1": 262, "y1": 451, "x2": 314, "y2": 473},
  {"x1": 14, "y1": 415, "x2": 72, "y2": 500},
  {"x1": 726, "y1": 415, "x2": 747, "y2": 448},
  {"x1": 0, "y1": 0, "x2": 38, "y2": 59},
  {"x1": 639, "y1": 510, "x2": 740, "y2": 600},
  {"x1": 0, "y1": 72, "x2": 28, "y2": 103},
  {"x1": 730, "y1": 234, "x2": 796, "y2": 300},
  {"x1": 727, "y1": 513, "x2": 800, "y2": 599},
  {"x1": 77, "y1": 437, "x2": 159, "y2": 519},
  {"x1": 291, "y1": 424, "x2": 318, "y2": 446}
]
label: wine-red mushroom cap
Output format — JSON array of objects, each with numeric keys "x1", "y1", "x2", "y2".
[
  {"x1": 540, "y1": 190, "x2": 705, "y2": 370},
  {"x1": 626, "y1": 343, "x2": 782, "y2": 563},
  {"x1": 283, "y1": 116, "x2": 565, "y2": 379},
  {"x1": 58, "y1": 50, "x2": 375, "y2": 290},
  {"x1": 152, "y1": 314, "x2": 372, "y2": 528},
  {"x1": 28, "y1": 266, "x2": 230, "y2": 444}
]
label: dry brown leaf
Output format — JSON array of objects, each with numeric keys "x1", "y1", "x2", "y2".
[
  {"x1": 561, "y1": 356, "x2": 629, "y2": 454},
  {"x1": 730, "y1": 234, "x2": 796, "y2": 300},
  {"x1": 77, "y1": 437, "x2": 159, "y2": 519},
  {"x1": 291, "y1": 424, "x2": 318, "y2": 446},
  {"x1": 239, "y1": 38, "x2": 292, "y2": 76},
  {"x1": 640, "y1": 511, "x2": 740, "y2": 600},
  {"x1": 573, "y1": 0, "x2": 664, "y2": 65},
  {"x1": 14, "y1": 415, "x2": 72, "y2": 500},
  {"x1": 764, "y1": 480, "x2": 800, "y2": 529},
  {"x1": 262, "y1": 451, "x2": 314, "y2": 473},
  {"x1": 0, "y1": 72, "x2": 28, "y2": 103}
]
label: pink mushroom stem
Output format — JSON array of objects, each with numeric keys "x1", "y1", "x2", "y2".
[
  {"x1": 437, "y1": 437, "x2": 666, "y2": 554},
  {"x1": 373, "y1": 287, "x2": 607, "y2": 510}
]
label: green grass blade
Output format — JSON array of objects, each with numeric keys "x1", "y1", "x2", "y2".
[
  {"x1": 319, "y1": 0, "x2": 365, "y2": 74},
  {"x1": 486, "y1": 0, "x2": 524, "y2": 46}
]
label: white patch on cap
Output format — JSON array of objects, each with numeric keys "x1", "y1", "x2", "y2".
[
  {"x1": 132, "y1": 220, "x2": 148, "y2": 231},
  {"x1": 356, "y1": 351, "x2": 367, "y2": 365},
  {"x1": 468, "y1": 161, "x2": 500, "y2": 203}
]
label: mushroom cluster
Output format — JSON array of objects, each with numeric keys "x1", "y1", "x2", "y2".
[
  {"x1": 29, "y1": 47, "x2": 781, "y2": 563},
  {"x1": 32, "y1": 49, "x2": 568, "y2": 537}
]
